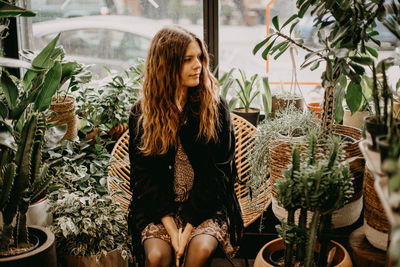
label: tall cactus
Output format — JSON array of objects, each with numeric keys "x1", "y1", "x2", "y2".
[{"x1": 0, "y1": 113, "x2": 52, "y2": 252}]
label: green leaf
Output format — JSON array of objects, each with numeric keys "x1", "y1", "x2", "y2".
[
  {"x1": 0, "y1": 0, "x2": 36, "y2": 17},
  {"x1": 272, "y1": 16, "x2": 279, "y2": 30},
  {"x1": 60, "y1": 61, "x2": 79, "y2": 87},
  {"x1": 365, "y1": 46, "x2": 378, "y2": 58},
  {"x1": 310, "y1": 60, "x2": 320, "y2": 71},
  {"x1": 261, "y1": 39, "x2": 276, "y2": 60},
  {"x1": 396, "y1": 78, "x2": 400, "y2": 90},
  {"x1": 349, "y1": 62, "x2": 365, "y2": 75},
  {"x1": 34, "y1": 61, "x2": 62, "y2": 112},
  {"x1": 339, "y1": 75, "x2": 347, "y2": 88},
  {"x1": 346, "y1": 81, "x2": 363, "y2": 114},
  {"x1": 282, "y1": 14, "x2": 298, "y2": 29},
  {"x1": 274, "y1": 43, "x2": 289, "y2": 60},
  {"x1": 289, "y1": 20, "x2": 300, "y2": 35},
  {"x1": 253, "y1": 36, "x2": 272, "y2": 55},
  {"x1": 350, "y1": 56, "x2": 373, "y2": 66},
  {"x1": 0, "y1": 101, "x2": 8, "y2": 119},
  {"x1": 262, "y1": 77, "x2": 272, "y2": 115},
  {"x1": 0, "y1": 71, "x2": 18, "y2": 109},
  {"x1": 32, "y1": 33, "x2": 60, "y2": 69},
  {"x1": 23, "y1": 69, "x2": 40, "y2": 92}
]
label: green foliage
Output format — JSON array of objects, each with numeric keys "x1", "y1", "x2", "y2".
[
  {"x1": 274, "y1": 133, "x2": 353, "y2": 266},
  {"x1": 248, "y1": 106, "x2": 321, "y2": 207},
  {"x1": 235, "y1": 69, "x2": 260, "y2": 112},
  {"x1": 262, "y1": 77, "x2": 272, "y2": 117},
  {"x1": 0, "y1": 0, "x2": 35, "y2": 17},
  {"x1": 218, "y1": 68, "x2": 238, "y2": 111},
  {"x1": 76, "y1": 60, "x2": 143, "y2": 132},
  {"x1": 48, "y1": 184, "x2": 130, "y2": 260},
  {"x1": 253, "y1": 0, "x2": 388, "y2": 133}
]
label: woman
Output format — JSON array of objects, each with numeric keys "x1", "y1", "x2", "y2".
[{"x1": 128, "y1": 25, "x2": 243, "y2": 267}]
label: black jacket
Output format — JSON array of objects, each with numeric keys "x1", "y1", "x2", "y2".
[{"x1": 128, "y1": 96, "x2": 243, "y2": 261}]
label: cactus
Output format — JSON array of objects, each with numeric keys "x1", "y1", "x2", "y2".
[
  {"x1": 0, "y1": 113, "x2": 52, "y2": 252},
  {"x1": 275, "y1": 133, "x2": 353, "y2": 267}
]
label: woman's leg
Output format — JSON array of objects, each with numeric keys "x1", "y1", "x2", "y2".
[
  {"x1": 184, "y1": 234, "x2": 218, "y2": 267},
  {"x1": 143, "y1": 238, "x2": 173, "y2": 267}
]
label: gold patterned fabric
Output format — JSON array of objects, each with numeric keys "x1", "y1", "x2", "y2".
[{"x1": 141, "y1": 141, "x2": 238, "y2": 258}]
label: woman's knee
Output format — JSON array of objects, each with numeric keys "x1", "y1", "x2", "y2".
[
  {"x1": 146, "y1": 249, "x2": 171, "y2": 267},
  {"x1": 189, "y1": 235, "x2": 218, "y2": 258}
]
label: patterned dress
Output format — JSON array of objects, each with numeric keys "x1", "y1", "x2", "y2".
[{"x1": 141, "y1": 141, "x2": 237, "y2": 258}]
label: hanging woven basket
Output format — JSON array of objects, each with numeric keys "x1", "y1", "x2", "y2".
[{"x1": 49, "y1": 95, "x2": 78, "y2": 142}]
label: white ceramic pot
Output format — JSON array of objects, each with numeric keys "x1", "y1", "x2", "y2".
[
  {"x1": 343, "y1": 110, "x2": 369, "y2": 129},
  {"x1": 27, "y1": 197, "x2": 52, "y2": 227}
]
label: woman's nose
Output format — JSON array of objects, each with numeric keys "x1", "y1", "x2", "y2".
[{"x1": 193, "y1": 58, "x2": 201, "y2": 69}]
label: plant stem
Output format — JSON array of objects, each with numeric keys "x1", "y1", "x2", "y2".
[
  {"x1": 317, "y1": 214, "x2": 332, "y2": 267},
  {"x1": 275, "y1": 32, "x2": 324, "y2": 58},
  {"x1": 284, "y1": 209, "x2": 295, "y2": 267},
  {"x1": 296, "y1": 208, "x2": 307, "y2": 263},
  {"x1": 305, "y1": 210, "x2": 321, "y2": 267}
]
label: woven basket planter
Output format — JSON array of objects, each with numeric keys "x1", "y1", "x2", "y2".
[
  {"x1": 269, "y1": 124, "x2": 365, "y2": 228},
  {"x1": 49, "y1": 95, "x2": 77, "y2": 141},
  {"x1": 363, "y1": 167, "x2": 388, "y2": 251}
]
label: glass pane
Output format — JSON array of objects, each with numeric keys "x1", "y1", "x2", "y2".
[{"x1": 28, "y1": 0, "x2": 203, "y2": 78}]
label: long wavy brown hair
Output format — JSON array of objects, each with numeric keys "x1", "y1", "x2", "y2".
[{"x1": 139, "y1": 26, "x2": 220, "y2": 155}]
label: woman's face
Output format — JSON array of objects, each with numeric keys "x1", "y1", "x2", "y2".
[{"x1": 180, "y1": 40, "x2": 202, "y2": 89}]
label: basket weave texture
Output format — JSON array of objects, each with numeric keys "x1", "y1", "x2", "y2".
[
  {"x1": 269, "y1": 124, "x2": 365, "y2": 203},
  {"x1": 49, "y1": 96, "x2": 77, "y2": 141},
  {"x1": 363, "y1": 167, "x2": 389, "y2": 233},
  {"x1": 108, "y1": 113, "x2": 271, "y2": 228}
]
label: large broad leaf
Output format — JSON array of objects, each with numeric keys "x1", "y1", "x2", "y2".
[
  {"x1": 0, "y1": 71, "x2": 18, "y2": 109},
  {"x1": 60, "y1": 61, "x2": 79, "y2": 87},
  {"x1": 262, "y1": 77, "x2": 272, "y2": 116},
  {"x1": 34, "y1": 61, "x2": 62, "y2": 112},
  {"x1": 346, "y1": 81, "x2": 363, "y2": 114},
  {"x1": 0, "y1": 56, "x2": 33, "y2": 69},
  {"x1": 335, "y1": 85, "x2": 345, "y2": 123},
  {"x1": 0, "y1": 0, "x2": 35, "y2": 17},
  {"x1": 32, "y1": 33, "x2": 60, "y2": 69},
  {"x1": 0, "y1": 101, "x2": 8, "y2": 119}
]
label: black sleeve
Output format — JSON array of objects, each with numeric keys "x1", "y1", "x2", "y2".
[{"x1": 128, "y1": 103, "x2": 175, "y2": 232}]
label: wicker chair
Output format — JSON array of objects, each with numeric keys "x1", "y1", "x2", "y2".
[{"x1": 108, "y1": 113, "x2": 271, "y2": 228}]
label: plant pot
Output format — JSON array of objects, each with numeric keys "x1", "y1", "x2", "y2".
[
  {"x1": 363, "y1": 167, "x2": 389, "y2": 251},
  {"x1": 364, "y1": 115, "x2": 388, "y2": 151},
  {"x1": 394, "y1": 97, "x2": 400, "y2": 119},
  {"x1": 269, "y1": 125, "x2": 364, "y2": 228},
  {"x1": 49, "y1": 95, "x2": 78, "y2": 141},
  {"x1": 108, "y1": 123, "x2": 128, "y2": 140},
  {"x1": 343, "y1": 110, "x2": 369, "y2": 129},
  {"x1": 307, "y1": 102, "x2": 323, "y2": 119},
  {"x1": 254, "y1": 238, "x2": 352, "y2": 267},
  {"x1": 0, "y1": 225, "x2": 57, "y2": 267},
  {"x1": 26, "y1": 197, "x2": 52, "y2": 227},
  {"x1": 63, "y1": 249, "x2": 128, "y2": 267},
  {"x1": 232, "y1": 108, "x2": 260, "y2": 127},
  {"x1": 376, "y1": 135, "x2": 390, "y2": 164},
  {"x1": 271, "y1": 96, "x2": 304, "y2": 118}
]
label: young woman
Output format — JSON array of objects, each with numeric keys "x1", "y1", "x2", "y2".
[{"x1": 128, "y1": 25, "x2": 243, "y2": 267}]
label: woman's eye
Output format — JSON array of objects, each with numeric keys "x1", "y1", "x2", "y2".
[{"x1": 184, "y1": 58, "x2": 191, "y2": 62}]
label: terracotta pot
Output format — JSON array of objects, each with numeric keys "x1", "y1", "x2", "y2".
[
  {"x1": 49, "y1": 95, "x2": 78, "y2": 141},
  {"x1": 0, "y1": 225, "x2": 57, "y2": 267},
  {"x1": 394, "y1": 97, "x2": 400, "y2": 119},
  {"x1": 232, "y1": 108, "x2": 260, "y2": 127},
  {"x1": 108, "y1": 123, "x2": 128, "y2": 140},
  {"x1": 343, "y1": 110, "x2": 369, "y2": 129},
  {"x1": 307, "y1": 102, "x2": 323, "y2": 119},
  {"x1": 63, "y1": 249, "x2": 128, "y2": 267},
  {"x1": 85, "y1": 126, "x2": 100, "y2": 145},
  {"x1": 254, "y1": 238, "x2": 352, "y2": 267}
]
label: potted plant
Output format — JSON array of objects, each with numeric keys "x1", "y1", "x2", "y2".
[
  {"x1": 76, "y1": 62, "x2": 143, "y2": 147},
  {"x1": 47, "y1": 167, "x2": 131, "y2": 266},
  {"x1": 340, "y1": 75, "x2": 372, "y2": 129},
  {"x1": 233, "y1": 69, "x2": 261, "y2": 126},
  {"x1": 254, "y1": 133, "x2": 353, "y2": 267},
  {"x1": 0, "y1": 26, "x2": 64, "y2": 266},
  {"x1": 248, "y1": 106, "x2": 321, "y2": 210},
  {"x1": 253, "y1": 0, "x2": 385, "y2": 136}
]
